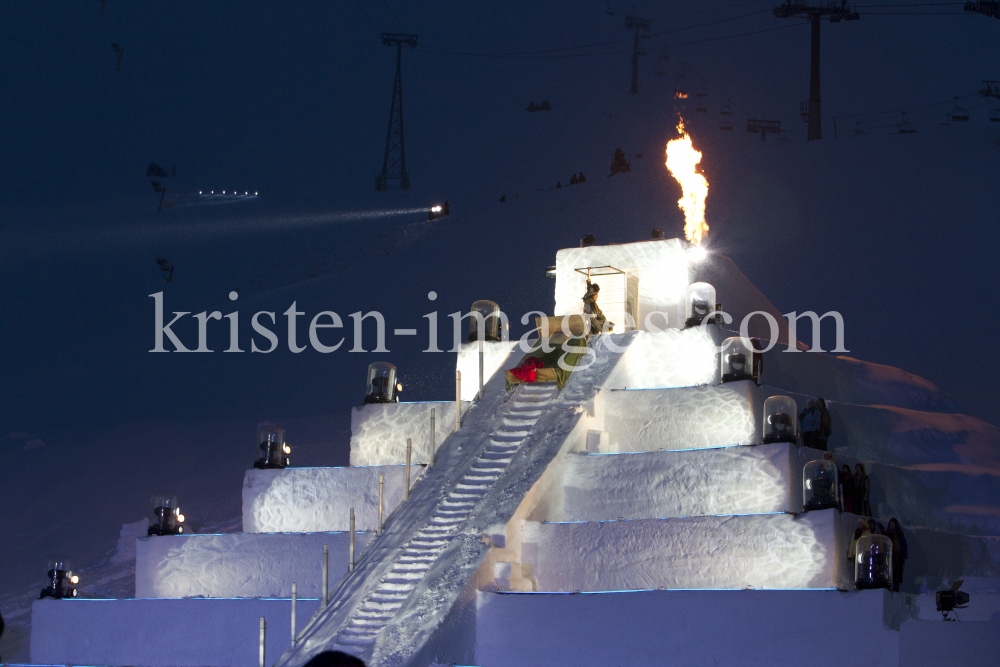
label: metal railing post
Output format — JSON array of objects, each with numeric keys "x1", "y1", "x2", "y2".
[
  {"x1": 322, "y1": 545, "x2": 329, "y2": 608},
  {"x1": 349, "y1": 508, "x2": 355, "y2": 572},
  {"x1": 455, "y1": 371, "x2": 462, "y2": 431},
  {"x1": 377, "y1": 473, "x2": 384, "y2": 534},
  {"x1": 404, "y1": 438, "x2": 412, "y2": 501},
  {"x1": 429, "y1": 408, "x2": 436, "y2": 466},
  {"x1": 479, "y1": 338, "x2": 484, "y2": 400},
  {"x1": 259, "y1": 617, "x2": 266, "y2": 667},
  {"x1": 290, "y1": 582, "x2": 297, "y2": 648}
]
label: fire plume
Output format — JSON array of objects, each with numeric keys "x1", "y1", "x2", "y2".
[{"x1": 665, "y1": 119, "x2": 709, "y2": 245}]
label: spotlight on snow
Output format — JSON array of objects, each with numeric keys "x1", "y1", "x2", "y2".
[
  {"x1": 666, "y1": 118, "x2": 709, "y2": 246},
  {"x1": 687, "y1": 245, "x2": 708, "y2": 263},
  {"x1": 147, "y1": 491, "x2": 185, "y2": 536},
  {"x1": 684, "y1": 282, "x2": 717, "y2": 328},
  {"x1": 40, "y1": 559, "x2": 78, "y2": 599},
  {"x1": 254, "y1": 424, "x2": 290, "y2": 469},
  {"x1": 803, "y1": 459, "x2": 840, "y2": 511},
  {"x1": 365, "y1": 362, "x2": 402, "y2": 404}
]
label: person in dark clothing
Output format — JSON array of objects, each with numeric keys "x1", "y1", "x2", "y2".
[
  {"x1": 854, "y1": 463, "x2": 872, "y2": 517},
  {"x1": 840, "y1": 464, "x2": 856, "y2": 514},
  {"x1": 885, "y1": 518, "x2": 908, "y2": 592},
  {"x1": 583, "y1": 280, "x2": 613, "y2": 334},
  {"x1": 499, "y1": 195, "x2": 506, "y2": 202},
  {"x1": 556, "y1": 181, "x2": 562, "y2": 188},
  {"x1": 570, "y1": 173, "x2": 579, "y2": 185},
  {"x1": 578, "y1": 171, "x2": 587, "y2": 182},
  {"x1": 799, "y1": 399, "x2": 820, "y2": 448},
  {"x1": 303, "y1": 651, "x2": 366, "y2": 667},
  {"x1": 868, "y1": 518, "x2": 885, "y2": 535},
  {"x1": 816, "y1": 398, "x2": 832, "y2": 450}
]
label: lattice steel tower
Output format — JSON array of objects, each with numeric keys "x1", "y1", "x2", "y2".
[
  {"x1": 773, "y1": 2, "x2": 858, "y2": 141},
  {"x1": 625, "y1": 15, "x2": 650, "y2": 95},
  {"x1": 375, "y1": 33, "x2": 418, "y2": 191}
]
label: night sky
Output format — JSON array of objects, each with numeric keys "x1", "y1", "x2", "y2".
[{"x1": 0, "y1": 0, "x2": 997, "y2": 593}]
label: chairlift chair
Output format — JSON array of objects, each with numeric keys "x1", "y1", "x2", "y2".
[
  {"x1": 951, "y1": 97, "x2": 970, "y2": 122},
  {"x1": 897, "y1": 112, "x2": 916, "y2": 135},
  {"x1": 854, "y1": 121, "x2": 867, "y2": 137},
  {"x1": 777, "y1": 130, "x2": 791, "y2": 145},
  {"x1": 696, "y1": 82, "x2": 708, "y2": 98},
  {"x1": 720, "y1": 118, "x2": 733, "y2": 131},
  {"x1": 990, "y1": 108, "x2": 1000, "y2": 122},
  {"x1": 938, "y1": 114, "x2": 952, "y2": 130},
  {"x1": 606, "y1": 2, "x2": 615, "y2": 15},
  {"x1": 799, "y1": 101, "x2": 810, "y2": 123},
  {"x1": 695, "y1": 103, "x2": 708, "y2": 113}
]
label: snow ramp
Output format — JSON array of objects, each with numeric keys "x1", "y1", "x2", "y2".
[{"x1": 277, "y1": 333, "x2": 635, "y2": 667}]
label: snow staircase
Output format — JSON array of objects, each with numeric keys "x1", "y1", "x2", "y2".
[
  {"x1": 336, "y1": 384, "x2": 557, "y2": 647},
  {"x1": 280, "y1": 333, "x2": 635, "y2": 667}
]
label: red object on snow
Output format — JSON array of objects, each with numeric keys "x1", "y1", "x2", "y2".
[{"x1": 509, "y1": 357, "x2": 545, "y2": 383}]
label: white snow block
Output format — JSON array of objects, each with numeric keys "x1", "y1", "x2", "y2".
[
  {"x1": 350, "y1": 401, "x2": 469, "y2": 466},
  {"x1": 475, "y1": 588, "x2": 902, "y2": 667},
  {"x1": 548, "y1": 443, "x2": 822, "y2": 522},
  {"x1": 602, "y1": 327, "x2": 726, "y2": 390},
  {"x1": 243, "y1": 465, "x2": 422, "y2": 533},
  {"x1": 31, "y1": 597, "x2": 320, "y2": 667},
  {"x1": 135, "y1": 531, "x2": 371, "y2": 599},
  {"x1": 596, "y1": 380, "x2": 761, "y2": 451},
  {"x1": 554, "y1": 239, "x2": 693, "y2": 331},
  {"x1": 456, "y1": 340, "x2": 520, "y2": 400},
  {"x1": 519, "y1": 509, "x2": 849, "y2": 592}
]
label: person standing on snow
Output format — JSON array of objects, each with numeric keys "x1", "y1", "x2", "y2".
[
  {"x1": 885, "y1": 518, "x2": 908, "y2": 592},
  {"x1": 816, "y1": 398, "x2": 833, "y2": 450},
  {"x1": 854, "y1": 463, "x2": 872, "y2": 517},
  {"x1": 848, "y1": 517, "x2": 871, "y2": 563},
  {"x1": 840, "y1": 464, "x2": 856, "y2": 514},
  {"x1": 799, "y1": 399, "x2": 820, "y2": 448},
  {"x1": 583, "y1": 280, "x2": 613, "y2": 334}
]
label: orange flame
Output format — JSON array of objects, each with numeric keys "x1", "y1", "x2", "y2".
[
  {"x1": 665, "y1": 119, "x2": 709, "y2": 245},
  {"x1": 674, "y1": 89, "x2": 688, "y2": 99}
]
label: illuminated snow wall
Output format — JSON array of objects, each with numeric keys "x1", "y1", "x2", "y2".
[
  {"x1": 243, "y1": 465, "x2": 423, "y2": 533},
  {"x1": 350, "y1": 401, "x2": 469, "y2": 466},
  {"x1": 596, "y1": 381, "x2": 761, "y2": 451},
  {"x1": 602, "y1": 327, "x2": 724, "y2": 390},
  {"x1": 538, "y1": 443, "x2": 824, "y2": 522},
  {"x1": 553, "y1": 239, "x2": 693, "y2": 331},
  {"x1": 519, "y1": 508, "x2": 850, "y2": 592},
  {"x1": 456, "y1": 340, "x2": 520, "y2": 401},
  {"x1": 135, "y1": 531, "x2": 371, "y2": 599}
]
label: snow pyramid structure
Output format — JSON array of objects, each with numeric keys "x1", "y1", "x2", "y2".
[{"x1": 30, "y1": 238, "x2": 1000, "y2": 667}]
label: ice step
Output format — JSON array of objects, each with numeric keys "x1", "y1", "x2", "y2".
[
  {"x1": 378, "y1": 582, "x2": 417, "y2": 593},
  {"x1": 341, "y1": 627, "x2": 379, "y2": 638},
  {"x1": 465, "y1": 468, "x2": 502, "y2": 477},
  {"x1": 338, "y1": 635, "x2": 377, "y2": 646}
]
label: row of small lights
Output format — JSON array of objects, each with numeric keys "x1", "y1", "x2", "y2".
[{"x1": 199, "y1": 190, "x2": 259, "y2": 195}]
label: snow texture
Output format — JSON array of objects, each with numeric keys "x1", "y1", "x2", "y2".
[
  {"x1": 519, "y1": 508, "x2": 848, "y2": 592},
  {"x1": 540, "y1": 443, "x2": 822, "y2": 522},
  {"x1": 596, "y1": 380, "x2": 761, "y2": 451},
  {"x1": 474, "y1": 588, "x2": 903, "y2": 667},
  {"x1": 135, "y1": 531, "x2": 370, "y2": 598},
  {"x1": 553, "y1": 238, "x2": 693, "y2": 331},
  {"x1": 31, "y1": 597, "x2": 320, "y2": 667},
  {"x1": 349, "y1": 401, "x2": 469, "y2": 466},
  {"x1": 899, "y1": 621, "x2": 1000, "y2": 667},
  {"x1": 243, "y1": 465, "x2": 423, "y2": 533},
  {"x1": 602, "y1": 326, "x2": 724, "y2": 389},
  {"x1": 456, "y1": 340, "x2": 520, "y2": 401}
]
